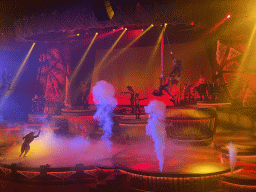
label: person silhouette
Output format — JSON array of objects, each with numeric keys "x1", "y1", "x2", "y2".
[
  {"x1": 122, "y1": 86, "x2": 135, "y2": 114},
  {"x1": 134, "y1": 93, "x2": 148, "y2": 119},
  {"x1": 19, "y1": 130, "x2": 41, "y2": 158}
]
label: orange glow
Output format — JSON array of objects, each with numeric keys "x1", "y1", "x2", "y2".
[{"x1": 187, "y1": 163, "x2": 228, "y2": 174}]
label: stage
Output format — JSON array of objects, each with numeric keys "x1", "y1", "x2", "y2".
[
  {"x1": 1, "y1": 103, "x2": 256, "y2": 191},
  {"x1": 1, "y1": 1, "x2": 256, "y2": 190}
]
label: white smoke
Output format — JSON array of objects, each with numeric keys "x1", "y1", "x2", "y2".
[
  {"x1": 92, "y1": 80, "x2": 117, "y2": 150},
  {"x1": 226, "y1": 142, "x2": 237, "y2": 173},
  {"x1": 1, "y1": 128, "x2": 117, "y2": 168},
  {"x1": 145, "y1": 100, "x2": 166, "y2": 172}
]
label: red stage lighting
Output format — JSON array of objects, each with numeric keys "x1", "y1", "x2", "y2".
[
  {"x1": 190, "y1": 21, "x2": 194, "y2": 26},
  {"x1": 226, "y1": 14, "x2": 231, "y2": 19},
  {"x1": 121, "y1": 27, "x2": 124, "y2": 30}
]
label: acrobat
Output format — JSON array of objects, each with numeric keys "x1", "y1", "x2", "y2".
[{"x1": 153, "y1": 52, "x2": 182, "y2": 103}]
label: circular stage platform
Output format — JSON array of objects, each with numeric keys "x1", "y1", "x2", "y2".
[
  {"x1": 113, "y1": 145, "x2": 230, "y2": 177},
  {"x1": 0, "y1": 143, "x2": 231, "y2": 192},
  {"x1": 111, "y1": 143, "x2": 231, "y2": 192}
]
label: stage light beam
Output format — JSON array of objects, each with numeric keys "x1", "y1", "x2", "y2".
[
  {"x1": 152, "y1": 24, "x2": 167, "y2": 57},
  {"x1": 7, "y1": 43, "x2": 36, "y2": 97},
  {"x1": 232, "y1": 22, "x2": 256, "y2": 90},
  {"x1": 102, "y1": 24, "x2": 153, "y2": 68},
  {"x1": 69, "y1": 33, "x2": 98, "y2": 87},
  {"x1": 94, "y1": 29, "x2": 127, "y2": 73},
  {"x1": 208, "y1": 14, "x2": 232, "y2": 34},
  {"x1": 73, "y1": 29, "x2": 129, "y2": 90}
]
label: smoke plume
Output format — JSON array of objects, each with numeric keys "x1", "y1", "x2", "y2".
[
  {"x1": 145, "y1": 100, "x2": 166, "y2": 172},
  {"x1": 92, "y1": 80, "x2": 117, "y2": 150},
  {"x1": 226, "y1": 142, "x2": 237, "y2": 173}
]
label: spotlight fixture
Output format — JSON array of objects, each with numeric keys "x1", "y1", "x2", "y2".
[
  {"x1": 76, "y1": 34, "x2": 80, "y2": 36},
  {"x1": 164, "y1": 23, "x2": 167, "y2": 26},
  {"x1": 125, "y1": 28, "x2": 127, "y2": 30},
  {"x1": 96, "y1": 32, "x2": 98, "y2": 35},
  {"x1": 121, "y1": 27, "x2": 124, "y2": 30},
  {"x1": 226, "y1": 14, "x2": 231, "y2": 19},
  {"x1": 151, "y1": 24, "x2": 154, "y2": 27}
]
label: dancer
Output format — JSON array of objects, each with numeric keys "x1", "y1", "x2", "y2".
[
  {"x1": 19, "y1": 130, "x2": 41, "y2": 157},
  {"x1": 122, "y1": 86, "x2": 135, "y2": 114},
  {"x1": 81, "y1": 82, "x2": 90, "y2": 110},
  {"x1": 134, "y1": 93, "x2": 148, "y2": 119}
]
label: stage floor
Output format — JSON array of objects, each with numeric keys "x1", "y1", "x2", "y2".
[
  {"x1": 1, "y1": 120, "x2": 256, "y2": 192},
  {"x1": 0, "y1": 123, "x2": 231, "y2": 174}
]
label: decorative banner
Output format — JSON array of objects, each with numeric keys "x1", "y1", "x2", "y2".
[
  {"x1": 243, "y1": 74, "x2": 256, "y2": 107},
  {"x1": 0, "y1": 167, "x2": 11, "y2": 175},
  {"x1": 216, "y1": 40, "x2": 227, "y2": 65},
  {"x1": 226, "y1": 47, "x2": 241, "y2": 61},
  {"x1": 47, "y1": 171, "x2": 76, "y2": 179},
  {"x1": 0, "y1": 180, "x2": 8, "y2": 189},
  {"x1": 17, "y1": 171, "x2": 40, "y2": 179},
  {"x1": 222, "y1": 61, "x2": 248, "y2": 101},
  {"x1": 216, "y1": 39, "x2": 256, "y2": 106}
]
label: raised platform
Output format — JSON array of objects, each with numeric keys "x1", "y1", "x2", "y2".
[
  {"x1": 114, "y1": 106, "x2": 217, "y2": 143},
  {"x1": 61, "y1": 107, "x2": 96, "y2": 116},
  {"x1": 113, "y1": 144, "x2": 230, "y2": 176},
  {"x1": 0, "y1": 137, "x2": 231, "y2": 192}
]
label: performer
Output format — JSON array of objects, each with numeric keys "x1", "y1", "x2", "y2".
[
  {"x1": 153, "y1": 52, "x2": 182, "y2": 103},
  {"x1": 134, "y1": 93, "x2": 148, "y2": 119},
  {"x1": 19, "y1": 130, "x2": 41, "y2": 158},
  {"x1": 166, "y1": 57, "x2": 182, "y2": 86},
  {"x1": 194, "y1": 72, "x2": 207, "y2": 101},
  {"x1": 122, "y1": 86, "x2": 135, "y2": 114},
  {"x1": 209, "y1": 71, "x2": 221, "y2": 102},
  {"x1": 183, "y1": 83, "x2": 193, "y2": 101},
  {"x1": 81, "y1": 82, "x2": 90, "y2": 110}
]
